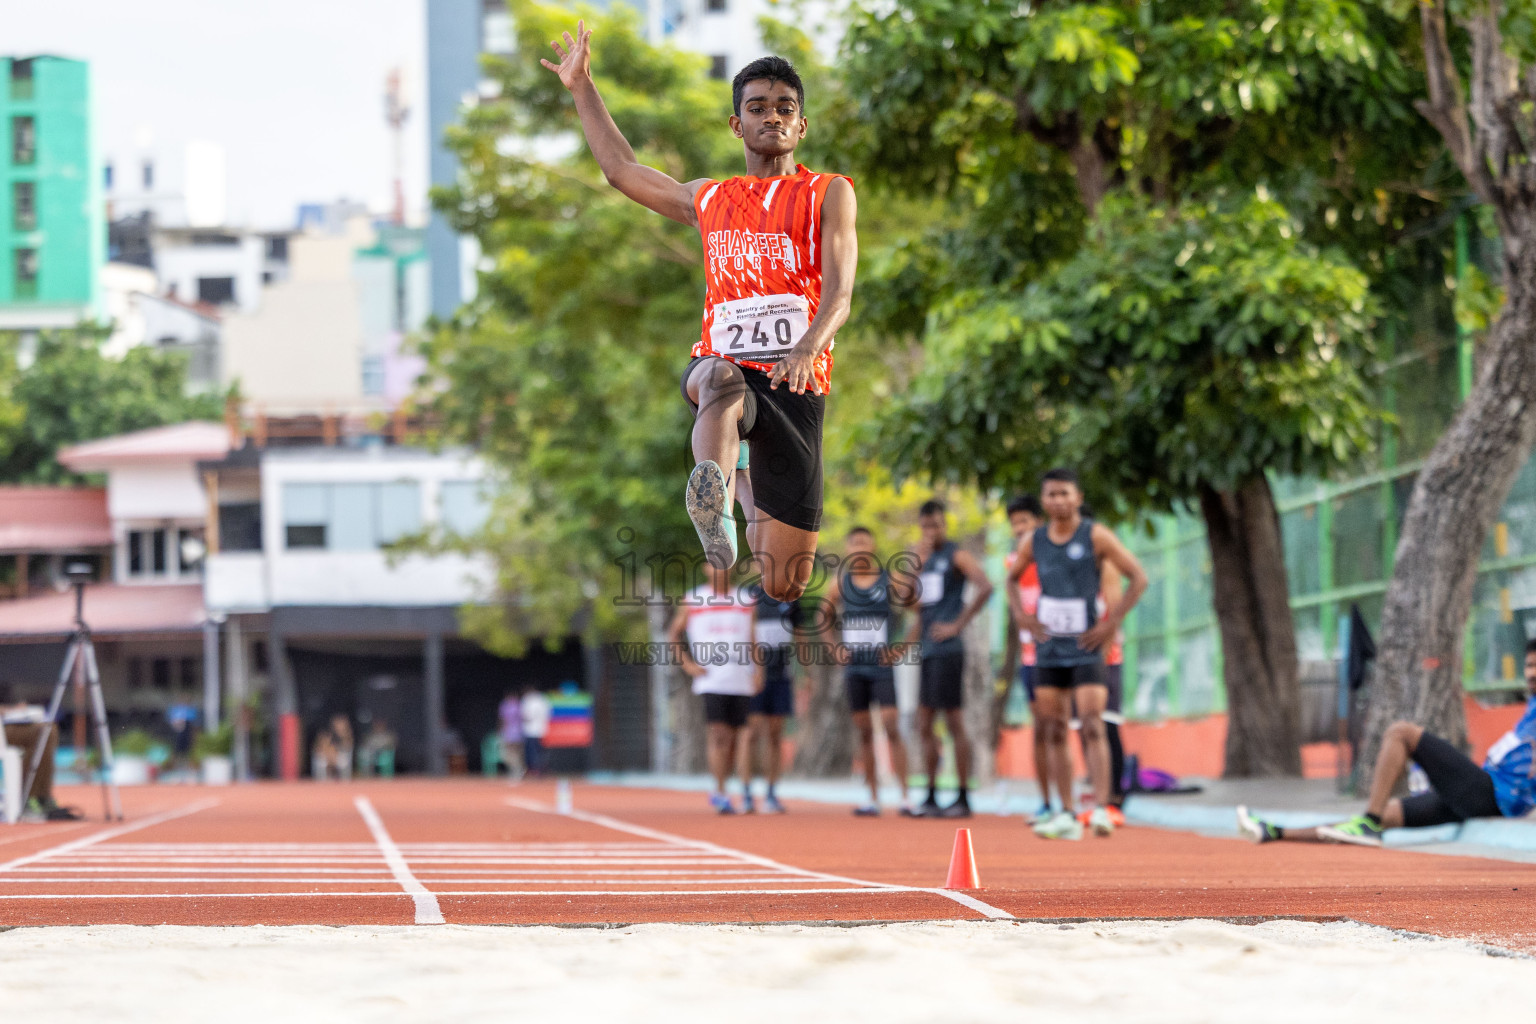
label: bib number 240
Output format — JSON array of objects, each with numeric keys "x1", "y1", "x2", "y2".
[{"x1": 709, "y1": 294, "x2": 811, "y2": 362}]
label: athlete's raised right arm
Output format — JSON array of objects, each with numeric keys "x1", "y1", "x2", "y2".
[{"x1": 541, "y1": 22, "x2": 706, "y2": 226}]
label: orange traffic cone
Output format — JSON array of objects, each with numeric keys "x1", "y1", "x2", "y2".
[{"x1": 944, "y1": 828, "x2": 981, "y2": 889}]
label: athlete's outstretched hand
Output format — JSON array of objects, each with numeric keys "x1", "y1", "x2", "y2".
[
  {"x1": 769, "y1": 343, "x2": 822, "y2": 395},
  {"x1": 539, "y1": 20, "x2": 592, "y2": 91}
]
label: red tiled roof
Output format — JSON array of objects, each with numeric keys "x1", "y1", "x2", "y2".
[
  {"x1": 0, "y1": 583, "x2": 206, "y2": 641},
  {"x1": 0, "y1": 487, "x2": 111, "y2": 552},
  {"x1": 59, "y1": 421, "x2": 231, "y2": 472}
]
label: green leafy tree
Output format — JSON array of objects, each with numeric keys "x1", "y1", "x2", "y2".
[
  {"x1": 1362, "y1": 0, "x2": 1536, "y2": 765},
  {"x1": 835, "y1": 0, "x2": 1446, "y2": 774},
  {"x1": 0, "y1": 325, "x2": 223, "y2": 483}
]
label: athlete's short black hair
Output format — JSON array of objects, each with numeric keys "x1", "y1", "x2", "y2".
[
  {"x1": 1041, "y1": 467, "x2": 1080, "y2": 489},
  {"x1": 1526, "y1": 637, "x2": 1536, "y2": 657},
  {"x1": 847, "y1": 525, "x2": 873, "y2": 539},
  {"x1": 732, "y1": 56, "x2": 805, "y2": 117},
  {"x1": 1006, "y1": 494, "x2": 1042, "y2": 518},
  {"x1": 918, "y1": 499, "x2": 946, "y2": 519}
]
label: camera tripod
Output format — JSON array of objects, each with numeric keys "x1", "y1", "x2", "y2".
[{"x1": 22, "y1": 572, "x2": 122, "y2": 821}]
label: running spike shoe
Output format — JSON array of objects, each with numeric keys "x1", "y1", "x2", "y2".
[
  {"x1": 686, "y1": 460, "x2": 737, "y2": 570},
  {"x1": 1235, "y1": 805, "x2": 1283, "y2": 844},
  {"x1": 1034, "y1": 810, "x2": 1084, "y2": 840},
  {"x1": 1318, "y1": 814, "x2": 1385, "y2": 847}
]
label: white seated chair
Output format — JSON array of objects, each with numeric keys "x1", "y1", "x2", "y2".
[{"x1": 0, "y1": 722, "x2": 23, "y2": 824}]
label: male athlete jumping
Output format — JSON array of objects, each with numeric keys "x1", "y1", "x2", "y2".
[{"x1": 543, "y1": 26, "x2": 856, "y2": 601}]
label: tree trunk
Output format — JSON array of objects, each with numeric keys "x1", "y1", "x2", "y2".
[
  {"x1": 792, "y1": 653, "x2": 852, "y2": 776},
  {"x1": 1366, "y1": 226, "x2": 1536, "y2": 765},
  {"x1": 1199, "y1": 476, "x2": 1303, "y2": 777}
]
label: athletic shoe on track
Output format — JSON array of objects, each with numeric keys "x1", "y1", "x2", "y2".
[
  {"x1": 914, "y1": 798, "x2": 942, "y2": 818},
  {"x1": 1028, "y1": 803, "x2": 1054, "y2": 824},
  {"x1": 1033, "y1": 810, "x2": 1083, "y2": 840},
  {"x1": 1235, "y1": 805, "x2": 1282, "y2": 844},
  {"x1": 741, "y1": 792, "x2": 756, "y2": 814},
  {"x1": 710, "y1": 793, "x2": 738, "y2": 815},
  {"x1": 853, "y1": 804, "x2": 880, "y2": 817},
  {"x1": 1318, "y1": 814, "x2": 1385, "y2": 847},
  {"x1": 938, "y1": 798, "x2": 973, "y2": 819},
  {"x1": 686, "y1": 460, "x2": 737, "y2": 570},
  {"x1": 763, "y1": 794, "x2": 787, "y2": 814},
  {"x1": 1088, "y1": 806, "x2": 1115, "y2": 837},
  {"x1": 897, "y1": 803, "x2": 922, "y2": 818}
]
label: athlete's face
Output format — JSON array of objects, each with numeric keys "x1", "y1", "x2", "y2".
[
  {"x1": 1042, "y1": 481, "x2": 1082, "y2": 522},
  {"x1": 1525, "y1": 651, "x2": 1536, "y2": 696},
  {"x1": 844, "y1": 530, "x2": 876, "y2": 571},
  {"x1": 731, "y1": 79, "x2": 806, "y2": 158},
  {"x1": 1008, "y1": 510, "x2": 1041, "y2": 541},
  {"x1": 919, "y1": 513, "x2": 947, "y2": 548}
]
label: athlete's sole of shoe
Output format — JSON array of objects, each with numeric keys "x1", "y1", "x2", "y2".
[
  {"x1": 1235, "y1": 806, "x2": 1266, "y2": 844},
  {"x1": 686, "y1": 461, "x2": 736, "y2": 570},
  {"x1": 1316, "y1": 825, "x2": 1383, "y2": 847}
]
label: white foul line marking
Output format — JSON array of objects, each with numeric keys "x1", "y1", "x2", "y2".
[
  {"x1": 505, "y1": 796, "x2": 1015, "y2": 921},
  {"x1": 0, "y1": 799, "x2": 219, "y2": 873},
  {"x1": 354, "y1": 796, "x2": 444, "y2": 925}
]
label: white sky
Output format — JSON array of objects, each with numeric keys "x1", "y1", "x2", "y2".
[{"x1": 10, "y1": 0, "x2": 429, "y2": 229}]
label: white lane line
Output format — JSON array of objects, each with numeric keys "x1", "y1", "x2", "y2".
[
  {"x1": 506, "y1": 797, "x2": 1017, "y2": 921},
  {"x1": 354, "y1": 796, "x2": 444, "y2": 925},
  {"x1": 0, "y1": 887, "x2": 938, "y2": 900},
  {"x1": 0, "y1": 800, "x2": 219, "y2": 873},
  {"x1": 0, "y1": 876, "x2": 819, "y2": 885},
  {"x1": 507, "y1": 797, "x2": 877, "y2": 888}
]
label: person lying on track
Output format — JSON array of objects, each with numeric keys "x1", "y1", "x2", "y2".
[{"x1": 1239, "y1": 638, "x2": 1536, "y2": 847}]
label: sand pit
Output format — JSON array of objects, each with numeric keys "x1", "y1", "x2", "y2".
[{"x1": 0, "y1": 918, "x2": 1529, "y2": 1021}]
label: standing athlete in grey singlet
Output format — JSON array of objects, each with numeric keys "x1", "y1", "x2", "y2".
[{"x1": 1007, "y1": 468, "x2": 1147, "y2": 840}]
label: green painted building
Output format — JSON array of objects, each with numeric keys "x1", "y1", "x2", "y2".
[{"x1": 1, "y1": 55, "x2": 101, "y2": 328}]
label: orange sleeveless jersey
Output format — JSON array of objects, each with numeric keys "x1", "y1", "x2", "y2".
[{"x1": 692, "y1": 165, "x2": 852, "y2": 394}]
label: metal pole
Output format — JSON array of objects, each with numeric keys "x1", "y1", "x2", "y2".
[
  {"x1": 226, "y1": 616, "x2": 249, "y2": 781},
  {"x1": 83, "y1": 639, "x2": 122, "y2": 820},
  {"x1": 20, "y1": 639, "x2": 78, "y2": 807},
  {"x1": 202, "y1": 618, "x2": 221, "y2": 731},
  {"x1": 423, "y1": 632, "x2": 445, "y2": 776}
]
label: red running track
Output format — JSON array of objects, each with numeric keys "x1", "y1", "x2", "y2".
[{"x1": 0, "y1": 780, "x2": 1532, "y2": 952}]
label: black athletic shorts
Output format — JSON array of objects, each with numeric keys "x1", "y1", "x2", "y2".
[
  {"x1": 846, "y1": 663, "x2": 897, "y2": 713},
  {"x1": 1401, "y1": 731, "x2": 1502, "y2": 828},
  {"x1": 919, "y1": 651, "x2": 965, "y2": 710},
  {"x1": 1035, "y1": 661, "x2": 1105, "y2": 689},
  {"x1": 748, "y1": 675, "x2": 794, "y2": 718},
  {"x1": 702, "y1": 693, "x2": 751, "y2": 729},
  {"x1": 682, "y1": 355, "x2": 825, "y2": 533}
]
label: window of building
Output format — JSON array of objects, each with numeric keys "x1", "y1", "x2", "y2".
[
  {"x1": 177, "y1": 527, "x2": 205, "y2": 573},
  {"x1": 709, "y1": 55, "x2": 729, "y2": 80},
  {"x1": 191, "y1": 233, "x2": 240, "y2": 247},
  {"x1": 218, "y1": 502, "x2": 262, "y2": 552},
  {"x1": 151, "y1": 658, "x2": 172, "y2": 691},
  {"x1": 103, "y1": 162, "x2": 113, "y2": 190},
  {"x1": 14, "y1": 248, "x2": 37, "y2": 300},
  {"x1": 127, "y1": 658, "x2": 144, "y2": 691},
  {"x1": 9, "y1": 58, "x2": 34, "y2": 101},
  {"x1": 265, "y1": 235, "x2": 288, "y2": 261},
  {"x1": 13, "y1": 182, "x2": 36, "y2": 232},
  {"x1": 196, "y1": 276, "x2": 236, "y2": 305},
  {"x1": 283, "y1": 482, "x2": 422, "y2": 551},
  {"x1": 361, "y1": 356, "x2": 385, "y2": 397},
  {"x1": 441, "y1": 480, "x2": 490, "y2": 535},
  {"x1": 126, "y1": 527, "x2": 194, "y2": 578},
  {"x1": 11, "y1": 116, "x2": 35, "y2": 166},
  {"x1": 179, "y1": 657, "x2": 199, "y2": 692},
  {"x1": 706, "y1": 0, "x2": 727, "y2": 11},
  {"x1": 142, "y1": 159, "x2": 154, "y2": 190},
  {"x1": 482, "y1": 5, "x2": 514, "y2": 54}
]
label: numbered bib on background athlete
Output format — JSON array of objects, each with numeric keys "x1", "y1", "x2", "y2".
[
  {"x1": 1037, "y1": 596, "x2": 1088, "y2": 636},
  {"x1": 755, "y1": 616, "x2": 793, "y2": 648},
  {"x1": 918, "y1": 570, "x2": 945, "y2": 606},
  {"x1": 709, "y1": 294, "x2": 810, "y2": 363},
  {"x1": 842, "y1": 622, "x2": 886, "y2": 648}
]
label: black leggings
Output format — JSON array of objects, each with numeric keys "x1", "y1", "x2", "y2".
[{"x1": 1400, "y1": 731, "x2": 1501, "y2": 828}]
